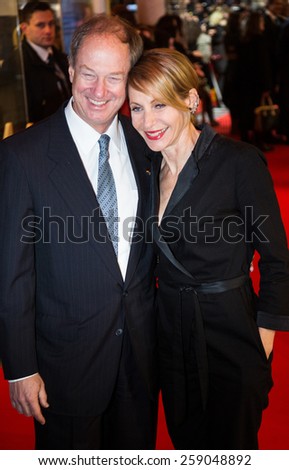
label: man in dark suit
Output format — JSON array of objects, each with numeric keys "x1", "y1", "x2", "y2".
[
  {"x1": 0, "y1": 14, "x2": 158, "y2": 450},
  {"x1": 3, "y1": 1, "x2": 71, "y2": 123}
]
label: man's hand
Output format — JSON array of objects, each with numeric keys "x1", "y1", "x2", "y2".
[{"x1": 9, "y1": 373, "x2": 49, "y2": 425}]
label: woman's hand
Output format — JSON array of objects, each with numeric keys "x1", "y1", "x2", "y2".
[{"x1": 258, "y1": 327, "x2": 275, "y2": 359}]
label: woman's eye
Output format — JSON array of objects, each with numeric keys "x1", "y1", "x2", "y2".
[
  {"x1": 130, "y1": 105, "x2": 142, "y2": 113},
  {"x1": 155, "y1": 103, "x2": 166, "y2": 109}
]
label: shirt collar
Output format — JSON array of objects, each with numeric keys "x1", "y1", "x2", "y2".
[
  {"x1": 26, "y1": 38, "x2": 52, "y2": 63},
  {"x1": 65, "y1": 97, "x2": 122, "y2": 154}
]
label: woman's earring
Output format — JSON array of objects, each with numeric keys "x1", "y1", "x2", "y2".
[{"x1": 190, "y1": 98, "x2": 200, "y2": 115}]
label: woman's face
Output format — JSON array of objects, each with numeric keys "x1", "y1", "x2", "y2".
[{"x1": 128, "y1": 87, "x2": 191, "y2": 153}]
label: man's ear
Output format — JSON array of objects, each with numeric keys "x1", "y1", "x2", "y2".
[
  {"x1": 68, "y1": 65, "x2": 74, "y2": 84},
  {"x1": 20, "y1": 22, "x2": 28, "y2": 35}
]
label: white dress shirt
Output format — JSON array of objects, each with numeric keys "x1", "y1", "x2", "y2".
[
  {"x1": 65, "y1": 98, "x2": 139, "y2": 280},
  {"x1": 26, "y1": 39, "x2": 52, "y2": 63}
]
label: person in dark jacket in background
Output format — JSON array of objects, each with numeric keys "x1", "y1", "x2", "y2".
[
  {"x1": 3, "y1": 2, "x2": 71, "y2": 123},
  {"x1": 236, "y1": 10, "x2": 272, "y2": 151},
  {"x1": 276, "y1": 19, "x2": 289, "y2": 144}
]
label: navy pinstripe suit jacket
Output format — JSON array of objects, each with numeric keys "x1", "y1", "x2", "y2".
[{"x1": 0, "y1": 106, "x2": 158, "y2": 416}]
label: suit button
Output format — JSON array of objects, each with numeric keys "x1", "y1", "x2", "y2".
[
  {"x1": 115, "y1": 328, "x2": 123, "y2": 336},
  {"x1": 122, "y1": 290, "x2": 128, "y2": 297}
]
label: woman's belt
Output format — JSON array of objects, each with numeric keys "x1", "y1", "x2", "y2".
[{"x1": 190, "y1": 274, "x2": 248, "y2": 295}]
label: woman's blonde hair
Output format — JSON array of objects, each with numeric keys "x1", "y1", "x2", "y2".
[{"x1": 128, "y1": 48, "x2": 199, "y2": 120}]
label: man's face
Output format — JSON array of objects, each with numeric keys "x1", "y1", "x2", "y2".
[
  {"x1": 269, "y1": 0, "x2": 284, "y2": 16},
  {"x1": 69, "y1": 34, "x2": 131, "y2": 134},
  {"x1": 21, "y1": 10, "x2": 56, "y2": 48}
]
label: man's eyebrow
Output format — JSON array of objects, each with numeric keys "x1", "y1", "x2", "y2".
[{"x1": 79, "y1": 65, "x2": 126, "y2": 76}]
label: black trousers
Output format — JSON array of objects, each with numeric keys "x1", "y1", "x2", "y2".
[
  {"x1": 163, "y1": 356, "x2": 272, "y2": 450},
  {"x1": 34, "y1": 330, "x2": 158, "y2": 450},
  {"x1": 159, "y1": 283, "x2": 273, "y2": 450}
]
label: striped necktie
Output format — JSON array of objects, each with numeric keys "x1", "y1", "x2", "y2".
[{"x1": 97, "y1": 134, "x2": 118, "y2": 255}]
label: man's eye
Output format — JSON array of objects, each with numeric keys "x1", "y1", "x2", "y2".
[
  {"x1": 108, "y1": 76, "x2": 123, "y2": 83},
  {"x1": 36, "y1": 21, "x2": 55, "y2": 29},
  {"x1": 82, "y1": 73, "x2": 95, "y2": 80}
]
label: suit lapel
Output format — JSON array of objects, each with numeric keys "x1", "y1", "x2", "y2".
[
  {"x1": 47, "y1": 107, "x2": 123, "y2": 284},
  {"x1": 159, "y1": 125, "x2": 219, "y2": 220},
  {"x1": 164, "y1": 152, "x2": 200, "y2": 218}
]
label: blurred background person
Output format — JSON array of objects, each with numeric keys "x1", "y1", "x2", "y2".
[
  {"x1": 263, "y1": 0, "x2": 287, "y2": 99},
  {"x1": 236, "y1": 10, "x2": 272, "y2": 151},
  {"x1": 276, "y1": 18, "x2": 289, "y2": 145},
  {"x1": 154, "y1": 14, "x2": 188, "y2": 52},
  {"x1": 111, "y1": 3, "x2": 138, "y2": 27},
  {"x1": 262, "y1": 0, "x2": 288, "y2": 144},
  {"x1": 2, "y1": 1, "x2": 71, "y2": 123},
  {"x1": 222, "y1": 6, "x2": 248, "y2": 135}
]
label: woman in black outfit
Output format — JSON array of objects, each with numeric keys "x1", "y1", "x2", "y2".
[{"x1": 128, "y1": 48, "x2": 289, "y2": 450}]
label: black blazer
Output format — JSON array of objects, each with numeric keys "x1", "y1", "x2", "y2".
[
  {"x1": 22, "y1": 38, "x2": 71, "y2": 122},
  {"x1": 0, "y1": 107, "x2": 158, "y2": 416},
  {"x1": 152, "y1": 125, "x2": 289, "y2": 330},
  {"x1": 2, "y1": 38, "x2": 71, "y2": 122}
]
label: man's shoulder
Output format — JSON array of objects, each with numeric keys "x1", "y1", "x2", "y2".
[{"x1": 21, "y1": 39, "x2": 39, "y2": 61}]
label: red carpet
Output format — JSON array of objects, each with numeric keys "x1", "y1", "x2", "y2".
[{"x1": 0, "y1": 121, "x2": 289, "y2": 450}]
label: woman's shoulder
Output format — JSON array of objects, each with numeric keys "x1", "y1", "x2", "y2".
[{"x1": 215, "y1": 133, "x2": 266, "y2": 161}]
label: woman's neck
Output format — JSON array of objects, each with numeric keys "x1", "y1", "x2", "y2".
[{"x1": 161, "y1": 126, "x2": 200, "y2": 176}]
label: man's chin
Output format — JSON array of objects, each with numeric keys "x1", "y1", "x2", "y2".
[{"x1": 42, "y1": 41, "x2": 54, "y2": 47}]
